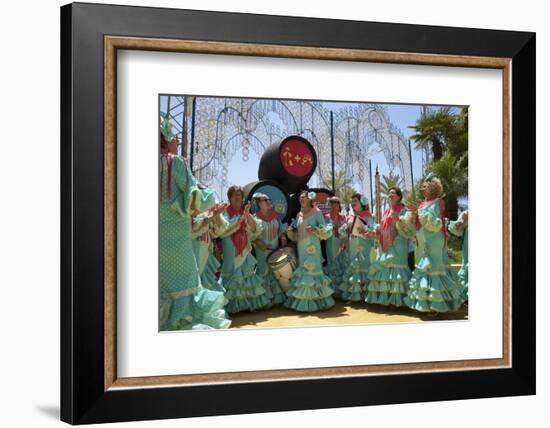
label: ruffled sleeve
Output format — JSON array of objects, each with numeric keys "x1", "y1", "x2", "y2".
[
  {"x1": 245, "y1": 215, "x2": 264, "y2": 241},
  {"x1": 448, "y1": 212, "x2": 466, "y2": 237},
  {"x1": 315, "y1": 212, "x2": 333, "y2": 240},
  {"x1": 191, "y1": 212, "x2": 210, "y2": 239},
  {"x1": 396, "y1": 209, "x2": 416, "y2": 239},
  {"x1": 211, "y1": 213, "x2": 230, "y2": 238},
  {"x1": 217, "y1": 211, "x2": 242, "y2": 239},
  {"x1": 338, "y1": 221, "x2": 349, "y2": 237},
  {"x1": 171, "y1": 156, "x2": 216, "y2": 214},
  {"x1": 418, "y1": 203, "x2": 443, "y2": 232},
  {"x1": 286, "y1": 219, "x2": 298, "y2": 241}
]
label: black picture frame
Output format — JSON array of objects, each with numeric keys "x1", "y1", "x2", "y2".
[{"x1": 61, "y1": 2, "x2": 535, "y2": 424}]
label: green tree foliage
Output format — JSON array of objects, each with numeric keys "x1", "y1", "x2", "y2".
[
  {"x1": 409, "y1": 107, "x2": 459, "y2": 161},
  {"x1": 321, "y1": 169, "x2": 357, "y2": 206},
  {"x1": 410, "y1": 106, "x2": 468, "y2": 222}
]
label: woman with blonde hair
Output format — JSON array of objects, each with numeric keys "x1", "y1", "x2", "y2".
[{"x1": 404, "y1": 175, "x2": 465, "y2": 312}]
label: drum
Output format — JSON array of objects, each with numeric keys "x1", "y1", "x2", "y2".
[{"x1": 267, "y1": 246, "x2": 297, "y2": 292}]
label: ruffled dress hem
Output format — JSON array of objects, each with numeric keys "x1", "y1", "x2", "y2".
[
  {"x1": 284, "y1": 267, "x2": 335, "y2": 312},
  {"x1": 404, "y1": 270, "x2": 465, "y2": 313},
  {"x1": 324, "y1": 254, "x2": 347, "y2": 298},
  {"x1": 339, "y1": 255, "x2": 369, "y2": 302},
  {"x1": 366, "y1": 262, "x2": 411, "y2": 307},
  {"x1": 222, "y1": 254, "x2": 270, "y2": 314},
  {"x1": 261, "y1": 272, "x2": 287, "y2": 307},
  {"x1": 160, "y1": 287, "x2": 231, "y2": 330}
]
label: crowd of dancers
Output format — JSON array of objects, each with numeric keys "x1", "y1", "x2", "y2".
[{"x1": 159, "y1": 131, "x2": 469, "y2": 331}]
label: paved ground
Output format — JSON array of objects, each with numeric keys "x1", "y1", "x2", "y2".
[{"x1": 230, "y1": 300, "x2": 468, "y2": 329}]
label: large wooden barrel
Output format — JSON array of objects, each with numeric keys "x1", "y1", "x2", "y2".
[
  {"x1": 258, "y1": 136, "x2": 317, "y2": 195},
  {"x1": 287, "y1": 193, "x2": 301, "y2": 221},
  {"x1": 242, "y1": 180, "x2": 291, "y2": 223}
]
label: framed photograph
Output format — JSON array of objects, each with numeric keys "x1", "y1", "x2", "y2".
[{"x1": 61, "y1": 2, "x2": 535, "y2": 424}]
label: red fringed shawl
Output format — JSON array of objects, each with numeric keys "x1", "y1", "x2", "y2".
[
  {"x1": 379, "y1": 203, "x2": 405, "y2": 252},
  {"x1": 255, "y1": 210, "x2": 278, "y2": 223},
  {"x1": 227, "y1": 205, "x2": 248, "y2": 256},
  {"x1": 159, "y1": 149, "x2": 174, "y2": 202}
]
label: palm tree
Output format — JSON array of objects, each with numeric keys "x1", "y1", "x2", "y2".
[
  {"x1": 409, "y1": 107, "x2": 458, "y2": 161},
  {"x1": 445, "y1": 106, "x2": 468, "y2": 172},
  {"x1": 379, "y1": 172, "x2": 403, "y2": 209},
  {"x1": 321, "y1": 170, "x2": 356, "y2": 206}
]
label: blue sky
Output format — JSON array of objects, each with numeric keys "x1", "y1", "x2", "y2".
[
  {"x1": 160, "y1": 96, "x2": 454, "y2": 197},
  {"x1": 222, "y1": 102, "x2": 426, "y2": 191}
]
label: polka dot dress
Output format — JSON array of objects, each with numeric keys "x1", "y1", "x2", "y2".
[{"x1": 159, "y1": 154, "x2": 231, "y2": 331}]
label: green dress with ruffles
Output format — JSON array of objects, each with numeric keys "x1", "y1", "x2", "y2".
[
  {"x1": 366, "y1": 206, "x2": 414, "y2": 307},
  {"x1": 448, "y1": 212, "x2": 469, "y2": 302},
  {"x1": 284, "y1": 207, "x2": 335, "y2": 312},
  {"x1": 338, "y1": 211, "x2": 376, "y2": 301},
  {"x1": 219, "y1": 208, "x2": 270, "y2": 314},
  {"x1": 191, "y1": 211, "x2": 227, "y2": 293},
  {"x1": 323, "y1": 212, "x2": 348, "y2": 298},
  {"x1": 404, "y1": 198, "x2": 465, "y2": 312},
  {"x1": 159, "y1": 154, "x2": 231, "y2": 331},
  {"x1": 253, "y1": 212, "x2": 288, "y2": 307}
]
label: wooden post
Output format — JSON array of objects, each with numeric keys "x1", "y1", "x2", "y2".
[
  {"x1": 189, "y1": 97, "x2": 197, "y2": 171},
  {"x1": 330, "y1": 111, "x2": 335, "y2": 193},
  {"x1": 375, "y1": 165, "x2": 382, "y2": 223}
]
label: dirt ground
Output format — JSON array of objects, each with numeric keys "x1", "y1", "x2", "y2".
[{"x1": 230, "y1": 300, "x2": 468, "y2": 329}]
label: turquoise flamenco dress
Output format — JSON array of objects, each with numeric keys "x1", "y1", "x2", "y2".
[
  {"x1": 404, "y1": 198, "x2": 465, "y2": 312},
  {"x1": 338, "y1": 211, "x2": 376, "y2": 302},
  {"x1": 448, "y1": 212, "x2": 469, "y2": 302},
  {"x1": 253, "y1": 211, "x2": 288, "y2": 307},
  {"x1": 159, "y1": 153, "x2": 231, "y2": 331},
  {"x1": 366, "y1": 205, "x2": 414, "y2": 307},
  {"x1": 284, "y1": 207, "x2": 335, "y2": 312},
  {"x1": 191, "y1": 211, "x2": 227, "y2": 293},
  {"x1": 219, "y1": 207, "x2": 270, "y2": 314},
  {"x1": 323, "y1": 212, "x2": 348, "y2": 299}
]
